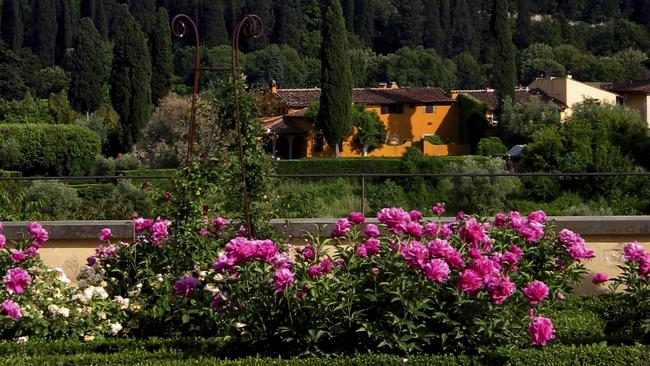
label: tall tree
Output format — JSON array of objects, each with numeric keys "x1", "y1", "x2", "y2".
[
  {"x1": 110, "y1": 4, "x2": 152, "y2": 151},
  {"x1": 32, "y1": 0, "x2": 58, "y2": 65},
  {"x1": 95, "y1": 0, "x2": 109, "y2": 40},
  {"x1": 128, "y1": 0, "x2": 156, "y2": 34},
  {"x1": 450, "y1": 0, "x2": 479, "y2": 56},
  {"x1": 354, "y1": 0, "x2": 374, "y2": 47},
  {"x1": 68, "y1": 18, "x2": 105, "y2": 114},
  {"x1": 81, "y1": 0, "x2": 96, "y2": 19},
  {"x1": 439, "y1": 0, "x2": 451, "y2": 55},
  {"x1": 423, "y1": 0, "x2": 444, "y2": 53},
  {"x1": 490, "y1": 0, "x2": 516, "y2": 107},
  {"x1": 55, "y1": 0, "x2": 74, "y2": 64},
  {"x1": 318, "y1": 0, "x2": 352, "y2": 157},
  {"x1": 342, "y1": 0, "x2": 354, "y2": 33},
  {"x1": 275, "y1": 0, "x2": 302, "y2": 49},
  {"x1": 514, "y1": 0, "x2": 531, "y2": 49},
  {"x1": 397, "y1": 0, "x2": 425, "y2": 48},
  {"x1": 201, "y1": 0, "x2": 228, "y2": 46},
  {"x1": 241, "y1": 0, "x2": 272, "y2": 50},
  {"x1": 1, "y1": 0, "x2": 23, "y2": 50},
  {"x1": 150, "y1": 7, "x2": 173, "y2": 104}
]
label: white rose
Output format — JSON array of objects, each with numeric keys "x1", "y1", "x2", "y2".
[{"x1": 110, "y1": 323, "x2": 123, "y2": 335}]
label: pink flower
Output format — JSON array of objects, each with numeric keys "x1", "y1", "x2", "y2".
[
  {"x1": 303, "y1": 246, "x2": 315, "y2": 261},
  {"x1": 460, "y1": 219, "x2": 490, "y2": 245},
  {"x1": 3, "y1": 268, "x2": 32, "y2": 295},
  {"x1": 431, "y1": 203, "x2": 446, "y2": 216},
  {"x1": 0, "y1": 300, "x2": 21, "y2": 320},
  {"x1": 529, "y1": 316, "x2": 555, "y2": 346},
  {"x1": 174, "y1": 276, "x2": 199, "y2": 297},
  {"x1": 213, "y1": 253, "x2": 235, "y2": 273},
  {"x1": 428, "y1": 239, "x2": 453, "y2": 257},
  {"x1": 364, "y1": 224, "x2": 380, "y2": 239},
  {"x1": 408, "y1": 210, "x2": 423, "y2": 222},
  {"x1": 357, "y1": 238, "x2": 380, "y2": 257},
  {"x1": 213, "y1": 217, "x2": 227, "y2": 232},
  {"x1": 444, "y1": 250, "x2": 465, "y2": 269},
  {"x1": 255, "y1": 240, "x2": 278, "y2": 262},
  {"x1": 406, "y1": 222, "x2": 423, "y2": 238},
  {"x1": 162, "y1": 193, "x2": 172, "y2": 202},
  {"x1": 457, "y1": 269, "x2": 482, "y2": 293},
  {"x1": 348, "y1": 212, "x2": 365, "y2": 225},
  {"x1": 639, "y1": 255, "x2": 650, "y2": 276},
  {"x1": 377, "y1": 208, "x2": 411, "y2": 234},
  {"x1": 225, "y1": 237, "x2": 257, "y2": 263},
  {"x1": 200, "y1": 228, "x2": 211, "y2": 238},
  {"x1": 371, "y1": 267, "x2": 380, "y2": 276},
  {"x1": 422, "y1": 259, "x2": 450, "y2": 283},
  {"x1": 99, "y1": 228, "x2": 112, "y2": 241},
  {"x1": 623, "y1": 242, "x2": 645, "y2": 261},
  {"x1": 494, "y1": 213, "x2": 506, "y2": 228},
  {"x1": 508, "y1": 211, "x2": 525, "y2": 229},
  {"x1": 27, "y1": 222, "x2": 48, "y2": 246},
  {"x1": 0, "y1": 234, "x2": 5, "y2": 249},
  {"x1": 439, "y1": 224, "x2": 453, "y2": 239},
  {"x1": 401, "y1": 242, "x2": 429, "y2": 268},
  {"x1": 25, "y1": 246, "x2": 38, "y2": 258},
  {"x1": 515, "y1": 221, "x2": 545, "y2": 243},
  {"x1": 320, "y1": 259, "x2": 333, "y2": 273},
  {"x1": 527, "y1": 210, "x2": 547, "y2": 223},
  {"x1": 151, "y1": 218, "x2": 171, "y2": 245},
  {"x1": 557, "y1": 229, "x2": 583, "y2": 247},
  {"x1": 331, "y1": 218, "x2": 351, "y2": 238},
  {"x1": 424, "y1": 223, "x2": 438, "y2": 237},
  {"x1": 10, "y1": 250, "x2": 26, "y2": 264},
  {"x1": 523, "y1": 280, "x2": 549, "y2": 305},
  {"x1": 211, "y1": 292, "x2": 228, "y2": 313},
  {"x1": 273, "y1": 268, "x2": 295, "y2": 293},
  {"x1": 269, "y1": 253, "x2": 293, "y2": 270},
  {"x1": 469, "y1": 257, "x2": 501, "y2": 281},
  {"x1": 132, "y1": 218, "x2": 153, "y2": 233},
  {"x1": 567, "y1": 243, "x2": 594, "y2": 261},
  {"x1": 308, "y1": 264, "x2": 324, "y2": 277},
  {"x1": 486, "y1": 276, "x2": 516, "y2": 304},
  {"x1": 456, "y1": 210, "x2": 467, "y2": 221},
  {"x1": 592, "y1": 273, "x2": 609, "y2": 285},
  {"x1": 87, "y1": 256, "x2": 97, "y2": 266}
]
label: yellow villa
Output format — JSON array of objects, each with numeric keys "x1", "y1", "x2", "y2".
[{"x1": 260, "y1": 83, "x2": 469, "y2": 159}]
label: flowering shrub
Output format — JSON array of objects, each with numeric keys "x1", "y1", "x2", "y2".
[
  {"x1": 160, "y1": 206, "x2": 593, "y2": 355},
  {"x1": 0, "y1": 223, "x2": 129, "y2": 340}
]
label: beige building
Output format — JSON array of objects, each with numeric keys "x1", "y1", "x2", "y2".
[
  {"x1": 528, "y1": 76, "x2": 621, "y2": 118},
  {"x1": 608, "y1": 80, "x2": 650, "y2": 127}
]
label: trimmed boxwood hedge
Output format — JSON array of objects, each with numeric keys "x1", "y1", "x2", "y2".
[
  {"x1": 275, "y1": 157, "x2": 491, "y2": 175},
  {"x1": 0, "y1": 124, "x2": 100, "y2": 176}
]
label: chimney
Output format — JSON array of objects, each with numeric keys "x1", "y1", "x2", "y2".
[
  {"x1": 567, "y1": 73, "x2": 573, "y2": 79},
  {"x1": 378, "y1": 82, "x2": 388, "y2": 89},
  {"x1": 270, "y1": 79, "x2": 278, "y2": 94},
  {"x1": 390, "y1": 81, "x2": 399, "y2": 89}
]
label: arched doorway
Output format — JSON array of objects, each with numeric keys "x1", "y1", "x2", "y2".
[
  {"x1": 275, "y1": 136, "x2": 291, "y2": 160},
  {"x1": 292, "y1": 135, "x2": 306, "y2": 159}
]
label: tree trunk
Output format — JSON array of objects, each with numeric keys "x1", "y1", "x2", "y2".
[
  {"x1": 334, "y1": 142, "x2": 340, "y2": 157},
  {"x1": 363, "y1": 145, "x2": 368, "y2": 157}
]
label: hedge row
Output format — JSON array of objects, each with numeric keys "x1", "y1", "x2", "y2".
[
  {"x1": 275, "y1": 157, "x2": 490, "y2": 175},
  {"x1": 1, "y1": 343, "x2": 649, "y2": 366},
  {"x1": 0, "y1": 124, "x2": 100, "y2": 176}
]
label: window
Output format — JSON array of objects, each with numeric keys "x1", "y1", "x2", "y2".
[
  {"x1": 425, "y1": 104, "x2": 435, "y2": 113},
  {"x1": 381, "y1": 104, "x2": 404, "y2": 114}
]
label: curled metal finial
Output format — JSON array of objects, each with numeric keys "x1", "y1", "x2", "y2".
[
  {"x1": 171, "y1": 14, "x2": 201, "y2": 166},
  {"x1": 239, "y1": 14, "x2": 264, "y2": 39}
]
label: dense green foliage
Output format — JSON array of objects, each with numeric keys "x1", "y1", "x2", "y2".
[
  {"x1": 149, "y1": 7, "x2": 173, "y2": 105},
  {"x1": 490, "y1": 0, "x2": 516, "y2": 107},
  {"x1": 68, "y1": 18, "x2": 105, "y2": 114},
  {"x1": 0, "y1": 124, "x2": 100, "y2": 176},
  {"x1": 318, "y1": 0, "x2": 353, "y2": 157}
]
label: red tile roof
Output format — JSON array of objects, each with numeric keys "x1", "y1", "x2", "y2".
[
  {"x1": 609, "y1": 79, "x2": 650, "y2": 94},
  {"x1": 457, "y1": 88, "x2": 567, "y2": 111},
  {"x1": 276, "y1": 87, "x2": 454, "y2": 108}
]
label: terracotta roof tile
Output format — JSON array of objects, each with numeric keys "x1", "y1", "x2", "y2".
[
  {"x1": 261, "y1": 116, "x2": 309, "y2": 135},
  {"x1": 276, "y1": 87, "x2": 453, "y2": 108},
  {"x1": 609, "y1": 79, "x2": 650, "y2": 93}
]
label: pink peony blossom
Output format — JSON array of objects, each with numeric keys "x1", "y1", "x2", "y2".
[
  {"x1": 348, "y1": 212, "x2": 365, "y2": 225},
  {"x1": 439, "y1": 224, "x2": 453, "y2": 239},
  {"x1": 422, "y1": 259, "x2": 450, "y2": 283},
  {"x1": 213, "y1": 217, "x2": 227, "y2": 232},
  {"x1": 508, "y1": 211, "x2": 525, "y2": 229},
  {"x1": 557, "y1": 229, "x2": 583, "y2": 247},
  {"x1": 470, "y1": 257, "x2": 501, "y2": 281},
  {"x1": 303, "y1": 246, "x2": 315, "y2": 261},
  {"x1": 567, "y1": 243, "x2": 595, "y2": 261},
  {"x1": 444, "y1": 250, "x2": 465, "y2": 269},
  {"x1": 174, "y1": 276, "x2": 199, "y2": 297},
  {"x1": 320, "y1": 259, "x2": 333, "y2": 273},
  {"x1": 529, "y1": 316, "x2": 555, "y2": 346},
  {"x1": 494, "y1": 213, "x2": 506, "y2": 228},
  {"x1": 460, "y1": 219, "x2": 490, "y2": 245},
  {"x1": 486, "y1": 276, "x2": 516, "y2": 304},
  {"x1": 225, "y1": 237, "x2": 257, "y2": 264},
  {"x1": 428, "y1": 239, "x2": 453, "y2": 257},
  {"x1": 151, "y1": 218, "x2": 171, "y2": 245},
  {"x1": 331, "y1": 218, "x2": 351, "y2": 238},
  {"x1": 431, "y1": 203, "x2": 446, "y2": 216},
  {"x1": 269, "y1": 253, "x2": 293, "y2": 270},
  {"x1": 424, "y1": 223, "x2": 438, "y2": 237},
  {"x1": 592, "y1": 273, "x2": 609, "y2": 285},
  {"x1": 623, "y1": 242, "x2": 645, "y2": 262},
  {"x1": 25, "y1": 246, "x2": 38, "y2": 258},
  {"x1": 377, "y1": 208, "x2": 411, "y2": 234},
  {"x1": 132, "y1": 218, "x2": 154, "y2": 233},
  {"x1": 0, "y1": 300, "x2": 21, "y2": 320},
  {"x1": 639, "y1": 254, "x2": 650, "y2": 276},
  {"x1": 3, "y1": 268, "x2": 32, "y2": 295},
  {"x1": 457, "y1": 269, "x2": 483, "y2": 293},
  {"x1": 27, "y1": 222, "x2": 48, "y2": 246},
  {"x1": 99, "y1": 228, "x2": 112, "y2": 242},
  {"x1": 308, "y1": 264, "x2": 324, "y2": 278},
  {"x1": 515, "y1": 221, "x2": 545, "y2": 243},
  {"x1": 200, "y1": 228, "x2": 211, "y2": 238},
  {"x1": 408, "y1": 210, "x2": 423, "y2": 222},
  {"x1": 527, "y1": 210, "x2": 548, "y2": 223},
  {"x1": 456, "y1": 210, "x2": 467, "y2": 221},
  {"x1": 357, "y1": 238, "x2": 380, "y2": 257},
  {"x1": 0, "y1": 234, "x2": 5, "y2": 249},
  {"x1": 273, "y1": 268, "x2": 295, "y2": 293},
  {"x1": 10, "y1": 250, "x2": 26, "y2": 264},
  {"x1": 162, "y1": 193, "x2": 172, "y2": 202},
  {"x1": 371, "y1": 267, "x2": 380, "y2": 276},
  {"x1": 255, "y1": 240, "x2": 278, "y2": 262},
  {"x1": 400, "y1": 242, "x2": 429, "y2": 268},
  {"x1": 406, "y1": 222, "x2": 423, "y2": 238},
  {"x1": 364, "y1": 224, "x2": 380, "y2": 239},
  {"x1": 523, "y1": 280, "x2": 549, "y2": 305}
]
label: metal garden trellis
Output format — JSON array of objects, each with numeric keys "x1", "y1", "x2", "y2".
[{"x1": 170, "y1": 13, "x2": 264, "y2": 238}]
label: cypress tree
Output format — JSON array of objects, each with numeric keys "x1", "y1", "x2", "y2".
[
  {"x1": 275, "y1": 0, "x2": 302, "y2": 49},
  {"x1": 318, "y1": 0, "x2": 352, "y2": 157},
  {"x1": 398, "y1": 0, "x2": 425, "y2": 48},
  {"x1": 95, "y1": 0, "x2": 109, "y2": 40},
  {"x1": 110, "y1": 4, "x2": 152, "y2": 151},
  {"x1": 342, "y1": 0, "x2": 354, "y2": 33},
  {"x1": 450, "y1": 0, "x2": 479, "y2": 57},
  {"x1": 150, "y1": 7, "x2": 173, "y2": 104},
  {"x1": 439, "y1": 0, "x2": 451, "y2": 55},
  {"x1": 490, "y1": 0, "x2": 516, "y2": 107},
  {"x1": 68, "y1": 18, "x2": 105, "y2": 114},
  {"x1": 1, "y1": 0, "x2": 23, "y2": 50},
  {"x1": 224, "y1": 0, "x2": 241, "y2": 35},
  {"x1": 201, "y1": 0, "x2": 228, "y2": 46},
  {"x1": 81, "y1": 0, "x2": 96, "y2": 19},
  {"x1": 241, "y1": 0, "x2": 272, "y2": 50},
  {"x1": 514, "y1": 0, "x2": 531, "y2": 49},
  {"x1": 354, "y1": 0, "x2": 374, "y2": 47},
  {"x1": 128, "y1": 0, "x2": 156, "y2": 35},
  {"x1": 55, "y1": 0, "x2": 74, "y2": 64},
  {"x1": 32, "y1": 0, "x2": 58, "y2": 65},
  {"x1": 423, "y1": 0, "x2": 444, "y2": 53}
]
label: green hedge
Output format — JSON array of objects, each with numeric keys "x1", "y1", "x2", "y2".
[
  {"x1": 0, "y1": 124, "x2": 100, "y2": 176},
  {"x1": 276, "y1": 157, "x2": 490, "y2": 175},
  {"x1": 123, "y1": 168, "x2": 178, "y2": 177},
  {"x1": 0, "y1": 170, "x2": 21, "y2": 177}
]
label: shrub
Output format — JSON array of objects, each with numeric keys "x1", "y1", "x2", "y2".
[
  {"x1": 0, "y1": 124, "x2": 100, "y2": 176},
  {"x1": 25, "y1": 181, "x2": 82, "y2": 219},
  {"x1": 425, "y1": 135, "x2": 445, "y2": 145},
  {"x1": 477, "y1": 137, "x2": 507, "y2": 157},
  {"x1": 115, "y1": 153, "x2": 142, "y2": 171},
  {"x1": 0, "y1": 138, "x2": 22, "y2": 170},
  {"x1": 94, "y1": 155, "x2": 117, "y2": 176}
]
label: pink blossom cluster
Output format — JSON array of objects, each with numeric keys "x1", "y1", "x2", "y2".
[
  {"x1": 377, "y1": 208, "x2": 412, "y2": 234},
  {"x1": 622, "y1": 242, "x2": 650, "y2": 276},
  {"x1": 0, "y1": 299, "x2": 21, "y2": 320},
  {"x1": 308, "y1": 259, "x2": 334, "y2": 278},
  {"x1": 497, "y1": 211, "x2": 545, "y2": 243},
  {"x1": 174, "y1": 275, "x2": 199, "y2": 298},
  {"x1": 330, "y1": 218, "x2": 351, "y2": 238},
  {"x1": 529, "y1": 315, "x2": 555, "y2": 346},
  {"x1": 557, "y1": 229, "x2": 595, "y2": 261},
  {"x1": 3, "y1": 267, "x2": 32, "y2": 295},
  {"x1": 27, "y1": 222, "x2": 48, "y2": 247},
  {"x1": 357, "y1": 238, "x2": 380, "y2": 257}
]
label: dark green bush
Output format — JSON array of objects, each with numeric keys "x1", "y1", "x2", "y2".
[
  {"x1": 548, "y1": 309, "x2": 606, "y2": 344},
  {"x1": 25, "y1": 181, "x2": 83, "y2": 219},
  {"x1": 276, "y1": 157, "x2": 490, "y2": 175},
  {"x1": 0, "y1": 124, "x2": 100, "y2": 176},
  {"x1": 477, "y1": 137, "x2": 507, "y2": 157}
]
